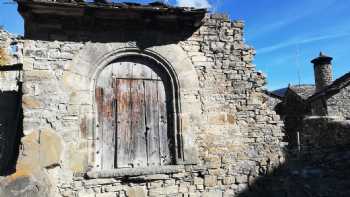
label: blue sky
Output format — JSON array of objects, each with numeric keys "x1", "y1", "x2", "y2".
[{"x1": 1, "y1": 0, "x2": 349, "y2": 90}]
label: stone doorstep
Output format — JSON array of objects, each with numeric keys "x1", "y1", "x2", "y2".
[{"x1": 86, "y1": 165, "x2": 185, "y2": 179}]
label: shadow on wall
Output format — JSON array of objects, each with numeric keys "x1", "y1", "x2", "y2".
[
  {"x1": 0, "y1": 66, "x2": 23, "y2": 176},
  {"x1": 23, "y1": 27, "x2": 204, "y2": 48},
  {"x1": 236, "y1": 143, "x2": 350, "y2": 197}
]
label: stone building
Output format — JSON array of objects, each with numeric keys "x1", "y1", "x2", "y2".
[
  {"x1": 268, "y1": 52, "x2": 350, "y2": 146},
  {"x1": 267, "y1": 84, "x2": 315, "y2": 146},
  {"x1": 265, "y1": 53, "x2": 350, "y2": 197},
  {"x1": 310, "y1": 73, "x2": 350, "y2": 119},
  {"x1": 0, "y1": 1, "x2": 285, "y2": 197},
  {"x1": 295, "y1": 54, "x2": 350, "y2": 197},
  {"x1": 303, "y1": 53, "x2": 350, "y2": 150}
]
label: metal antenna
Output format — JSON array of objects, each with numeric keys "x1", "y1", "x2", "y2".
[
  {"x1": 295, "y1": 44, "x2": 302, "y2": 86},
  {"x1": 212, "y1": 0, "x2": 222, "y2": 13}
]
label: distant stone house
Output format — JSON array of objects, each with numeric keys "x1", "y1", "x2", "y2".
[
  {"x1": 262, "y1": 53, "x2": 350, "y2": 197},
  {"x1": 309, "y1": 72, "x2": 350, "y2": 119},
  {"x1": 267, "y1": 84, "x2": 315, "y2": 146},
  {"x1": 0, "y1": 1, "x2": 285, "y2": 197},
  {"x1": 307, "y1": 52, "x2": 350, "y2": 118},
  {"x1": 268, "y1": 52, "x2": 350, "y2": 147}
]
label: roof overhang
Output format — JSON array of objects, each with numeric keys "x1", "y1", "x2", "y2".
[{"x1": 16, "y1": 0, "x2": 207, "y2": 41}]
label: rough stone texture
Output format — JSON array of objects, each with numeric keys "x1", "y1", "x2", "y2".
[
  {"x1": 0, "y1": 28, "x2": 21, "y2": 65},
  {"x1": 265, "y1": 93, "x2": 281, "y2": 112},
  {"x1": 0, "y1": 28, "x2": 22, "y2": 92},
  {"x1": 243, "y1": 117, "x2": 350, "y2": 197},
  {"x1": 0, "y1": 68, "x2": 21, "y2": 91},
  {"x1": 327, "y1": 85, "x2": 350, "y2": 119},
  {"x1": 2, "y1": 12, "x2": 285, "y2": 197},
  {"x1": 0, "y1": 28, "x2": 12, "y2": 65},
  {"x1": 310, "y1": 98, "x2": 327, "y2": 116},
  {"x1": 0, "y1": 28, "x2": 12, "y2": 48},
  {"x1": 222, "y1": 116, "x2": 350, "y2": 197},
  {"x1": 312, "y1": 54, "x2": 333, "y2": 92},
  {"x1": 309, "y1": 70, "x2": 350, "y2": 118},
  {"x1": 126, "y1": 186, "x2": 146, "y2": 197},
  {"x1": 302, "y1": 117, "x2": 350, "y2": 148},
  {"x1": 0, "y1": 176, "x2": 44, "y2": 197},
  {"x1": 263, "y1": 56, "x2": 350, "y2": 196},
  {"x1": 17, "y1": 128, "x2": 63, "y2": 171},
  {"x1": 314, "y1": 63, "x2": 333, "y2": 92}
]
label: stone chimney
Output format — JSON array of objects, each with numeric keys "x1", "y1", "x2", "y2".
[{"x1": 311, "y1": 52, "x2": 333, "y2": 92}]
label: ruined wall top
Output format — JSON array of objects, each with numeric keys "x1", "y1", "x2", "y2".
[{"x1": 0, "y1": 28, "x2": 13, "y2": 65}]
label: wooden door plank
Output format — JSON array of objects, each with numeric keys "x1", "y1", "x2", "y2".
[
  {"x1": 95, "y1": 87, "x2": 104, "y2": 169},
  {"x1": 100, "y1": 69, "x2": 116, "y2": 170},
  {"x1": 115, "y1": 79, "x2": 133, "y2": 168},
  {"x1": 130, "y1": 80, "x2": 148, "y2": 167},
  {"x1": 132, "y1": 63, "x2": 156, "y2": 79},
  {"x1": 101, "y1": 95, "x2": 116, "y2": 169},
  {"x1": 144, "y1": 80, "x2": 161, "y2": 166},
  {"x1": 113, "y1": 62, "x2": 132, "y2": 79},
  {"x1": 158, "y1": 81, "x2": 171, "y2": 165},
  {"x1": 97, "y1": 65, "x2": 113, "y2": 87}
]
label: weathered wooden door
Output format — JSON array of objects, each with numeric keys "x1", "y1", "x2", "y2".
[{"x1": 96, "y1": 59, "x2": 171, "y2": 169}]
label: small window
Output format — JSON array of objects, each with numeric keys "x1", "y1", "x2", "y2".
[{"x1": 95, "y1": 56, "x2": 175, "y2": 170}]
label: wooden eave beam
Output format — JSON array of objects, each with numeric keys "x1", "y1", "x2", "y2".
[{"x1": 18, "y1": 1, "x2": 206, "y2": 26}]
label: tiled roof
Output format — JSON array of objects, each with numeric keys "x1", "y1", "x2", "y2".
[
  {"x1": 289, "y1": 84, "x2": 316, "y2": 100},
  {"x1": 269, "y1": 84, "x2": 315, "y2": 100}
]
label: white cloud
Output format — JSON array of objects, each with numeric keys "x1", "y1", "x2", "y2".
[
  {"x1": 256, "y1": 32, "x2": 350, "y2": 55},
  {"x1": 248, "y1": 0, "x2": 338, "y2": 40},
  {"x1": 176, "y1": 0, "x2": 211, "y2": 8}
]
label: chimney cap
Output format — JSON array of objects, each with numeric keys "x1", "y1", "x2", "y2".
[{"x1": 311, "y1": 52, "x2": 333, "y2": 64}]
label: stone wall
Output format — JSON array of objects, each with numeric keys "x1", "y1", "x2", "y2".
[
  {"x1": 313, "y1": 62, "x2": 333, "y2": 92},
  {"x1": 223, "y1": 115, "x2": 350, "y2": 197},
  {"x1": 282, "y1": 116, "x2": 350, "y2": 197},
  {"x1": 327, "y1": 85, "x2": 350, "y2": 119},
  {"x1": 301, "y1": 116, "x2": 350, "y2": 148},
  {"x1": 238, "y1": 115, "x2": 350, "y2": 197},
  {"x1": 0, "y1": 14, "x2": 285, "y2": 197},
  {"x1": 265, "y1": 93, "x2": 281, "y2": 112},
  {"x1": 0, "y1": 29, "x2": 11, "y2": 65},
  {"x1": 0, "y1": 28, "x2": 22, "y2": 91},
  {"x1": 0, "y1": 30, "x2": 22, "y2": 178},
  {"x1": 0, "y1": 28, "x2": 21, "y2": 65}
]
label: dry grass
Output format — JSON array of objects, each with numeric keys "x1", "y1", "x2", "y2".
[{"x1": 0, "y1": 48, "x2": 9, "y2": 65}]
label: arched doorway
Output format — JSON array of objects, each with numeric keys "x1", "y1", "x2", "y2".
[{"x1": 95, "y1": 56, "x2": 175, "y2": 170}]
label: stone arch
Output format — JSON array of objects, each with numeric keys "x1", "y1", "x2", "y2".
[
  {"x1": 63, "y1": 43, "x2": 201, "y2": 171},
  {"x1": 93, "y1": 52, "x2": 183, "y2": 169}
]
